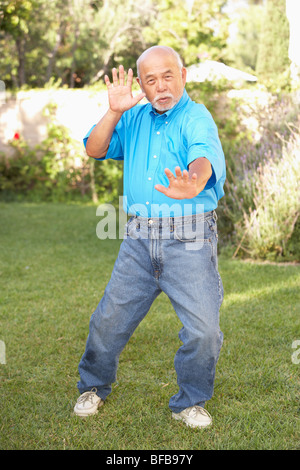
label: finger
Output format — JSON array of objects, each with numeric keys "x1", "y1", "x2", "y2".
[
  {"x1": 112, "y1": 67, "x2": 118, "y2": 87},
  {"x1": 190, "y1": 172, "x2": 198, "y2": 183},
  {"x1": 119, "y1": 65, "x2": 124, "y2": 86},
  {"x1": 164, "y1": 168, "x2": 175, "y2": 181},
  {"x1": 132, "y1": 92, "x2": 146, "y2": 106},
  {"x1": 182, "y1": 169, "x2": 189, "y2": 182},
  {"x1": 174, "y1": 166, "x2": 182, "y2": 179},
  {"x1": 155, "y1": 184, "x2": 168, "y2": 195},
  {"x1": 126, "y1": 68, "x2": 133, "y2": 88},
  {"x1": 104, "y1": 74, "x2": 111, "y2": 88}
]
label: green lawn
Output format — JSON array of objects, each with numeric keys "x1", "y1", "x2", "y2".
[{"x1": 0, "y1": 202, "x2": 299, "y2": 450}]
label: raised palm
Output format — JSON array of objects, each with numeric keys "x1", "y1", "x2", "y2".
[
  {"x1": 155, "y1": 167, "x2": 199, "y2": 200},
  {"x1": 104, "y1": 65, "x2": 146, "y2": 114}
]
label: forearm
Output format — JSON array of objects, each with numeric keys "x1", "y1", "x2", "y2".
[
  {"x1": 85, "y1": 109, "x2": 123, "y2": 159},
  {"x1": 188, "y1": 157, "x2": 212, "y2": 194}
]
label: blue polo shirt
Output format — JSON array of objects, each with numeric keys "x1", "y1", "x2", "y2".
[{"x1": 83, "y1": 89, "x2": 226, "y2": 217}]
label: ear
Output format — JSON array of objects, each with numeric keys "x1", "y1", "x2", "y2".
[
  {"x1": 181, "y1": 67, "x2": 187, "y2": 86},
  {"x1": 136, "y1": 77, "x2": 143, "y2": 90}
]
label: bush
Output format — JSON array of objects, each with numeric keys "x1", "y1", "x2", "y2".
[
  {"x1": 224, "y1": 123, "x2": 300, "y2": 261},
  {"x1": 0, "y1": 123, "x2": 123, "y2": 205},
  {"x1": 0, "y1": 138, "x2": 85, "y2": 203},
  {"x1": 238, "y1": 126, "x2": 299, "y2": 259},
  {"x1": 215, "y1": 88, "x2": 300, "y2": 261}
]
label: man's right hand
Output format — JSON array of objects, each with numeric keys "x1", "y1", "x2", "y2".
[
  {"x1": 86, "y1": 65, "x2": 145, "y2": 159},
  {"x1": 104, "y1": 65, "x2": 146, "y2": 114}
]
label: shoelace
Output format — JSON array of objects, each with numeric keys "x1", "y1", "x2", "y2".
[
  {"x1": 77, "y1": 388, "x2": 98, "y2": 405},
  {"x1": 187, "y1": 406, "x2": 212, "y2": 420}
]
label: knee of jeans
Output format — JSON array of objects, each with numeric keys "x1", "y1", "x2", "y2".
[{"x1": 186, "y1": 323, "x2": 222, "y2": 347}]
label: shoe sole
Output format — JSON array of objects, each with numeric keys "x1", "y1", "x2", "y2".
[{"x1": 74, "y1": 399, "x2": 103, "y2": 417}]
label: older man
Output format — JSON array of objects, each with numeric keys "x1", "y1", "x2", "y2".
[{"x1": 74, "y1": 46, "x2": 226, "y2": 429}]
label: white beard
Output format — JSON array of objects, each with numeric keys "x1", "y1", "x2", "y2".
[{"x1": 151, "y1": 93, "x2": 178, "y2": 112}]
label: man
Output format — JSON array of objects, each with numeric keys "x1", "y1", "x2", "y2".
[{"x1": 74, "y1": 46, "x2": 226, "y2": 429}]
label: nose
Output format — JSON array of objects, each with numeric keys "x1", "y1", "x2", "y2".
[{"x1": 156, "y1": 79, "x2": 167, "y2": 92}]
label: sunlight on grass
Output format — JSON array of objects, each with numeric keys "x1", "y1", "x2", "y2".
[
  {"x1": 223, "y1": 274, "x2": 299, "y2": 305},
  {"x1": 0, "y1": 203, "x2": 299, "y2": 450}
]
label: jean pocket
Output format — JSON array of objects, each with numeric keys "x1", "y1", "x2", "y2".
[
  {"x1": 174, "y1": 223, "x2": 211, "y2": 243},
  {"x1": 174, "y1": 218, "x2": 215, "y2": 252},
  {"x1": 174, "y1": 229, "x2": 212, "y2": 255}
]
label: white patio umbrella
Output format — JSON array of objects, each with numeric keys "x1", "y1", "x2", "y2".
[{"x1": 186, "y1": 60, "x2": 257, "y2": 83}]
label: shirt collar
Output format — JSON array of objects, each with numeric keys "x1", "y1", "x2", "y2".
[{"x1": 149, "y1": 89, "x2": 190, "y2": 118}]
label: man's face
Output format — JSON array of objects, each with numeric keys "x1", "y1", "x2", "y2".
[{"x1": 137, "y1": 50, "x2": 187, "y2": 114}]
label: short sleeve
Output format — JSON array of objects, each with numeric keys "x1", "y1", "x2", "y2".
[
  {"x1": 83, "y1": 121, "x2": 124, "y2": 161},
  {"x1": 185, "y1": 111, "x2": 225, "y2": 189}
]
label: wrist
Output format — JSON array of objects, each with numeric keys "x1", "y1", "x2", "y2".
[{"x1": 107, "y1": 108, "x2": 123, "y2": 121}]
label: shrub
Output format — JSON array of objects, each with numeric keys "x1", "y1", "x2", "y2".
[
  {"x1": 217, "y1": 89, "x2": 300, "y2": 261},
  {"x1": 230, "y1": 124, "x2": 300, "y2": 260},
  {"x1": 0, "y1": 124, "x2": 123, "y2": 205}
]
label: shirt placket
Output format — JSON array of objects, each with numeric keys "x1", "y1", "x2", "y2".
[{"x1": 144, "y1": 114, "x2": 168, "y2": 215}]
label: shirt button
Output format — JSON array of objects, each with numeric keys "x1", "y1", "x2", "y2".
[
  {"x1": 156, "y1": 131, "x2": 160, "y2": 135},
  {"x1": 146, "y1": 201, "x2": 149, "y2": 205},
  {"x1": 153, "y1": 155, "x2": 157, "y2": 159},
  {"x1": 148, "y1": 219, "x2": 153, "y2": 225},
  {"x1": 148, "y1": 177, "x2": 152, "y2": 181},
  {"x1": 165, "y1": 121, "x2": 168, "y2": 124}
]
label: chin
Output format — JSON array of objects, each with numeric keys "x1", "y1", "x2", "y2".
[{"x1": 154, "y1": 98, "x2": 177, "y2": 113}]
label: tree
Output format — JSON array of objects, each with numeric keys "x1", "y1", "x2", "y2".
[
  {"x1": 0, "y1": 0, "x2": 230, "y2": 88},
  {"x1": 224, "y1": 2, "x2": 263, "y2": 72},
  {"x1": 0, "y1": 0, "x2": 39, "y2": 86},
  {"x1": 0, "y1": 0, "x2": 66, "y2": 87},
  {"x1": 256, "y1": 0, "x2": 290, "y2": 80},
  {"x1": 142, "y1": 0, "x2": 229, "y2": 66},
  {"x1": 89, "y1": 0, "x2": 155, "y2": 82}
]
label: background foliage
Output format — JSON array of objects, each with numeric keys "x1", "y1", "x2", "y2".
[
  {"x1": 0, "y1": 0, "x2": 228, "y2": 88},
  {"x1": 0, "y1": 0, "x2": 299, "y2": 261}
]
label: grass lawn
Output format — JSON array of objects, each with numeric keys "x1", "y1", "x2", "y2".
[{"x1": 0, "y1": 202, "x2": 299, "y2": 450}]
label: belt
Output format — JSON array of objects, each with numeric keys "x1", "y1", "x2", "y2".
[{"x1": 133, "y1": 210, "x2": 217, "y2": 229}]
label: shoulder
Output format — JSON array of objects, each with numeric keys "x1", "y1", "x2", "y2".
[
  {"x1": 184, "y1": 99, "x2": 216, "y2": 127},
  {"x1": 181, "y1": 100, "x2": 218, "y2": 142}
]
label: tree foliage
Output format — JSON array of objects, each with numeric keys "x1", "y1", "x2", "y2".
[
  {"x1": 143, "y1": 0, "x2": 228, "y2": 66},
  {"x1": 0, "y1": 0, "x2": 228, "y2": 88},
  {"x1": 225, "y1": 2, "x2": 263, "y2": 72},
  {"x1": 256, "y1": 0, "x2": 290, "y2": 80}
]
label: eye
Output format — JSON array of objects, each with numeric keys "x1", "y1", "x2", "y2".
[{"x1": 147, "y1": 79, "x2": 155, "y2": 85}]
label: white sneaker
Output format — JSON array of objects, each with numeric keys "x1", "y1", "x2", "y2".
[
  {"x1": 172, "y1": 406, "x2": 212, "y2": 428},
  {"x1": 74, "y1": 388, "x2": 103, "y2": 417}
]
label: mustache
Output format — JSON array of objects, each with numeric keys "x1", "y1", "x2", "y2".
[{"x1": 152, "y1": 93, "x2": 174, "y2": 104}]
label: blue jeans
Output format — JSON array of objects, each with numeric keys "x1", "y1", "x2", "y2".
[{"x1": 77, "y1": 211, "x2": 223, "y2": 413}]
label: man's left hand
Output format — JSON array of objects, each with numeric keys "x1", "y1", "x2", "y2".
[
  {"x1": 155, "y1": 166, "x2": 200, "y2": 200},
  {"x1": 155, "y1": 158, "x2": 212, "y2": 200}
]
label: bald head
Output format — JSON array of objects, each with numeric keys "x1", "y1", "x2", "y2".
[
  {"x1": 135, "y1": 45, "x2": 186, "y2": 114},
  {"x1": 136, "y1": 46, "x2": 183, "y2": 79}
]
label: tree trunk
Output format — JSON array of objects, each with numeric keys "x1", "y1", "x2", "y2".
[
  {"x1": 16, "y1": 37, "x2": 26, "y2": 87},
  {"x1": 69, "y1": 23, "x2": 80, "y2": 88},
  {"x1": 46, "y1": 22, "x2": 66, "y2": 83}
]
